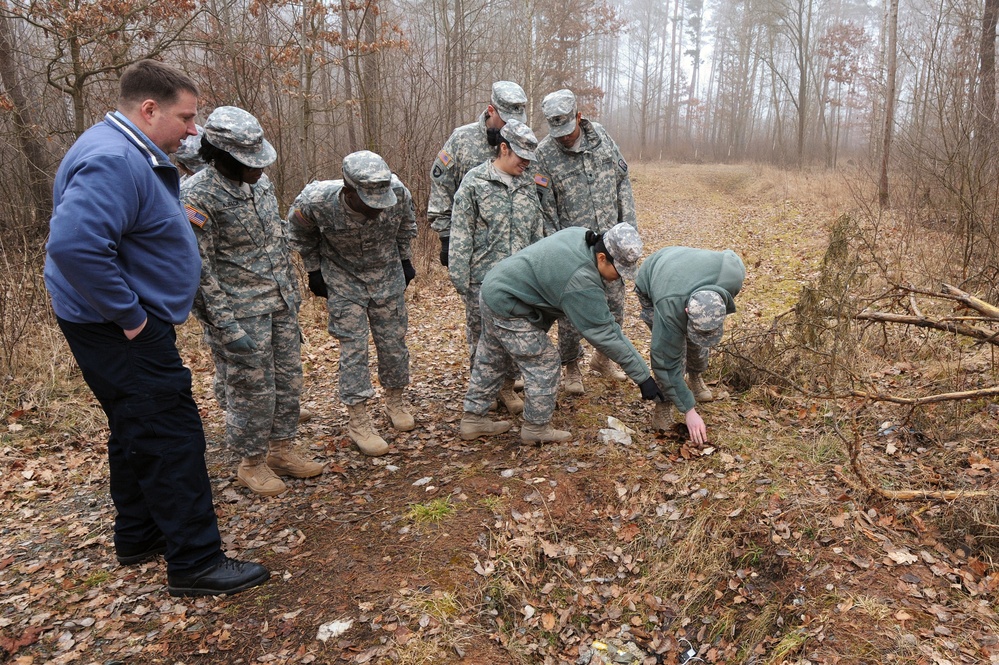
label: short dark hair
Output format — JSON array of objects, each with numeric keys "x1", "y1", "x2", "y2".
[
  {"x1": 119, "y1": 60, "x2": 198, "y2": 109},
  {"x1": 585, "y1": 230, "x2": 612, "y2": 264},
  {"x1": 199, "y1": 135, "x2": 247, "y2": 172}
]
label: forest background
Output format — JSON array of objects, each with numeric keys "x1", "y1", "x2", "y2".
[{"x1": 5, "y1": 0, "x2": 999, "y2": 661}]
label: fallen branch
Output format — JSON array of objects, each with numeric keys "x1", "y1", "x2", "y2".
[
  {"x1": 854, "y1": 311, "x2": 997, "y2": 344},
  {"x1": 941, "y1": 283, "x2": 999, "y2": 319},
  {"x1": 843, "y1": 412, "x2": 993, "y2": 501},
  {"x1": 849, "y1": 386, "x2": 999, "y2": 405}
]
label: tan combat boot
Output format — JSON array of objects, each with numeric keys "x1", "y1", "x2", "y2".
[
  {"x1": 298, "y1": 407, "x2": 314, "y2": 423},
  {"x1": 460, "y1": 413, "x2": 512, "y2": 440},
  {"x1": 347, "y1": 402, "x2": 389, "y2": 456},
  {"x1": 686, "y1": 373, "x2": 729, "y2": 402},
  {"x1": 266, "y1": 440, "x2": 324, "y2": 478},
  {"x1": 590, "y1": 350, "x2": 627, "y2": 381},
  {"x1": 237, "y1": 454, "x2": 287, "y2": 496},
  {"x1": 384, "y1": 387, "x2": 416, "y2": 431},
  {"x1": 521, "y1": 422, "x2": 572, "y2": 443},
  {"x1": 498, "y1": 379, "x2": 524, "y2": 415},
  {"x1": 652, "y1": 401, "x2": 674, "y2": 431},
  {"x1": 562, "y1": 360, "x2": 584, "y2": 395}
]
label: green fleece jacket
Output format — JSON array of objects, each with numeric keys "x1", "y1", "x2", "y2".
[
  {"x1": 481, "y1": 227, "x2": 650, "y2": 383},
  {"x1": 634, "y1": 247, "x2": 745, "y2": 412}
]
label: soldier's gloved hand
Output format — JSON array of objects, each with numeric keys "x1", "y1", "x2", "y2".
[
  {"x1": 308, "y1": 270, "x2": 328, "y2": 298},
  {"x1": 402, "y1": 259, "x2": 416, "y2": 287},
  {"x1": 638, "y1": 376, "x2": 665, "y2": 401},
  {"x1": 439, "y1": 237, "x2": 450, "y2": 267},
  {"x1": 225, "y1": 334, "x2": 257, "y2": 353}
]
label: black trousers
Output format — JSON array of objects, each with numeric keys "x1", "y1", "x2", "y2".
[{"x1": 58, "y1": 314, "x2": 223, "y2": 575}]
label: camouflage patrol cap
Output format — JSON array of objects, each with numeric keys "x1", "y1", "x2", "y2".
[
  {"x1": 342, "y1": 150, "x2": 397, "y2": 209},
  {"x1": 541, "y1": 89, "x2": 578, "y2": 138},
  {"x1": 175, "y1": 124, "x2": 206, "y2": 173},
  {"x1": 500, "y1": 119, "x2": 538, "y2": 161},
  {"x1": 686, "y1": 290, "x2": 727, "y2": 347},
  {"x1": 491, "y1": 81, "x2": 528, "y2": 123},
  {"x1": 203, "y1": 106, "x2": 276, "y2": 169},
  {"x1": 602, "y1": 223, "x2": 643, "y2": 280}
]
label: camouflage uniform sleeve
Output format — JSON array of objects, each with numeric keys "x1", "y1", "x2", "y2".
[
  {"x1": 534, "y1": 158, "x2": 559, "y2": 236},
  {"x1": 447, "y1": 182, "x2": 476, "y2": 296},
  {"x1": 182, "y1": 189, "x2": 243, "y2": 343},
  {"x1": 609, "y1": 135, "x2": 637, "y2": 228},
  {"x1": 396, "y1": 184, "x2": 417, "y2": 262},
  {"x1": 287, "y1": 197, "x2": 322, "y2": 273},
  {"x1": 428, "y1": 140, "x2": 459, "y2": 238}
]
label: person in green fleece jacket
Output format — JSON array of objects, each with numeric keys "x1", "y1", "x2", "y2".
[
  {"x1": 459, "y1": 223, "x2": 665, "y2": 443},
  {"x1": 633, "y1": 247, "x2": 746, "y2": 444}
]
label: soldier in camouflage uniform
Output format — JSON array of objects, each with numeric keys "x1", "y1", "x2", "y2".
[
  {"x1": 633, "y1": 247, "x2": 745, "y2": 444},
  {"x1": 449, "y1": 119, "x2": 545, "y2": 416},
  {"x1": 174, "y1": 124, "x2": 206, "y2": 182},
  {"x1": 460, "y1": 223, "x2": 664, "y2": 444},
  {"x1": 535, "y1": 89, "x2": 638, "y2": 394},
  {"x1": 428, "y1": 81, "x2": 528, "y2": 266},
  {"x1": 182, "y1": 106, "x2": 323, "y2": 498},
  {"x1": 288, "y1": 151, "x2": 418, "y2": 457}
]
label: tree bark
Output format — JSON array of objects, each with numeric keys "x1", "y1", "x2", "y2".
[
  {"x1": 878, "y1": 0, "x2": 898, "y2": 207},
  {"x1": 0, "y1": 14, "x2": 52, "y2": 228}
]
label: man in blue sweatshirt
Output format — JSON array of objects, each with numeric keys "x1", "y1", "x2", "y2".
[{"x1": 44, "y1": 60, "x2": 268, "y2": 597}]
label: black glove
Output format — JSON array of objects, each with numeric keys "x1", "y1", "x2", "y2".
[
  {"x1": 638, "y1": 376, "x2": 665, "y2": 401},
  {"x1": 308, "y1": 270, "x2": 328, "y2": 298},
  {"x1": 439, "y1": 237, "x2": 450, "y2": 267},
  {"x1": 225, "y1": 334, "x2": 257, "y2": 353},
  {"x1": 402, "y1": 259, "x2": 416, "y2": 287}
]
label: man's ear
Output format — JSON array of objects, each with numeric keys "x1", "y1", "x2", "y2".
[{"x1": 138, "y1": 98, "x2": 158, "y2": 122}]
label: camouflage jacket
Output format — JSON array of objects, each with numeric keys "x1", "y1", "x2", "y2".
[
  {"x1": 288, "y1": 177, "x2": 417, "y2": 304},
  {"x1": 535, "y1": 119, "x2": 636, "y2": 236},
  {"x1": 428, "y1": 112, "x2": 495, "y2": 238},
  {"x1": 181, "y1": 168, "x2": 300, "y2": 344},
  {"x1": 448, "y1": 161, "x2": 545, "y2": 297}
]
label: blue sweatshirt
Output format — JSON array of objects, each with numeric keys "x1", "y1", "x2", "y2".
[{"x1": 45, "y1": 112, "x2": 201, "y2": 328}]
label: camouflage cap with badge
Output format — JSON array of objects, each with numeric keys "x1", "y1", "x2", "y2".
[
  {"x1": 203, "y1": 106, "x2": 276, "y2": 169},
  {"x1": 686, "y1": 290, "x2": 727, "y2": 347},
  {"x1": 491, "y1": 81, "x2": 528, "y2": 123},
  {"x1": 175, "y1": 124, "x2": 206, "y2": 173},
  {"x1": 602, "y1": 223, "x2": 643, "y2": 280},
  {"x1": 500, "y1": 119, "x2": 538, "y2": 161},
  {"x1": 342, "y1": 150, "x2": 397, "y2": 209},
  {"x1": 542, "y1": 89, "x2": 578, "y2": 138}
]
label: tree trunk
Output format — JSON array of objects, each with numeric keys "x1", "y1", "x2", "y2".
[
  {"x1": 878, "y1": 0, "x2": 898, "y2": 208},
  {"x1": 976, "y1": 0, "x2": 998, "y2": 141},
  {"x1": 0, "y1": 14, "x2": 52, "y2": 227}
]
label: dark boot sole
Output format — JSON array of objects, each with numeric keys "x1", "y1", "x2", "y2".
[{"x1": 168, "y1": 569, "x2": 270, "y2": 597}]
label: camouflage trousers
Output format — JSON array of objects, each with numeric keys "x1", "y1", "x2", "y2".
[
  {"x1": 328, "y1": 292, "x2": 409, "y2": 406},
  {"x1": 462, "y1": 283, "x2": 516, "y2": 380},
  {"x1": 209, "y1": 306, "x2": 302, "y2": 458},
  {"x1": 557, "y1": 277, "x2": 626, "y2": 364},
  {"x1": 464, "y1": 298, "x2": 560, "y2": 425},
  {"x1": 203, "y1": 330, "x2": 226, "y2": 408},
  {"x1": 636, "y1": 289, "x2": 710, "y2": 377}
]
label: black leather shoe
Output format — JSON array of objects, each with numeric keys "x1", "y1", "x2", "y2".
[
  {"x1": 167, "y1": 556, "x2": 270, "y2": 597},
  {"x1": 116, "y1": 536, "x2": 167, "y2": 565}
]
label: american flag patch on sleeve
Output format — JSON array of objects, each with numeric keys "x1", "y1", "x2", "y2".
[
  {"x1": 437, "y1": 150, "x2": 453, "y2": 166},
  {"x1": 534, "y1": 174, "x2": 550, "y2": 187},
  {"x1": 185, "y1": 205, "x2": 208, "y2": 228}
]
